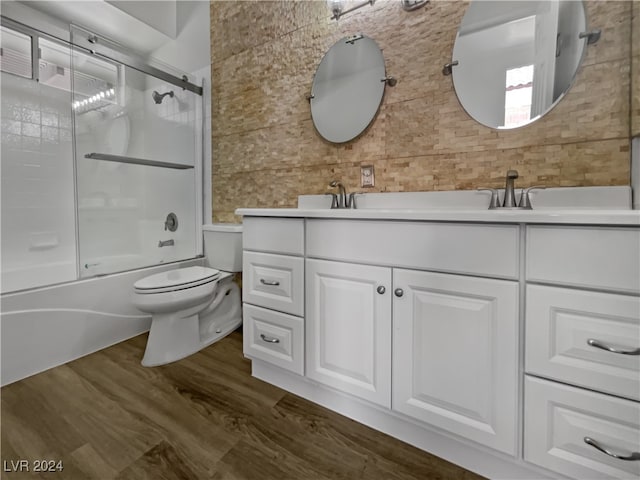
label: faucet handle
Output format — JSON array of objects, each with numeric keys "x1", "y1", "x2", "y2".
[
  {"x1": 518, "y1": 186, "x2": 546, "y2": 209},
  {"x1": 346, "y1": 192, "x2": 358, "y2": 209},
  {"x1": 477, "y1": 188, "x2": 501, "y2": 209},
  {"x1": 325, "y1": 192, "x2": 338, "y2": 209}
]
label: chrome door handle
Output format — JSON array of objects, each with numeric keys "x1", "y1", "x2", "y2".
[
  {"x1": 377, "y1": 286, "x2": 386, "y2": 294},
  {"x1": 584, "y1": 437, "x2": 640, "y2": 461},
  {"x1": 260, "y1": 334, "x2": 280, "y2": 344},
  {"x1": 394, "y1": 288, "x2": 404, "y2": 297},
  {"x1": 587, "y1": 339, "x2": 640, "y2": 355},
  {"x1": 260, "y1": 279, "x2": 280, "y2": 286}
]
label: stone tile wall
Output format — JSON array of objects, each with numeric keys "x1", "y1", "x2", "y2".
[
  {"x1": 632, "y1": 0, "x2": 639, "y2": 137},
  {"x1": 211, "y1": 0, "x2": 634, "y2": 222}
]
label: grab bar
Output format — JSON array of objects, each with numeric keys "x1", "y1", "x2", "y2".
[{"x1": 85, "y1": 153, "x2": 193, "y2": 170}]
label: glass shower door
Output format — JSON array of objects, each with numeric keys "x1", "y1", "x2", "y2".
[
  {"x1": 0, "y1": 23, "x2": 76, "y2": 292},
  {"x1": 71, "y1": 34, "x2": 198, "y2": 277}
]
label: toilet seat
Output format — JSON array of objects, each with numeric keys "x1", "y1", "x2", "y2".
[{"x1": 134, "y1": 266, "x2": 220, "y2": 294}]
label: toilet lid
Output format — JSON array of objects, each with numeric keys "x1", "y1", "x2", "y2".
[{"x1": 134, "y1": 266, "x2": 220, "y2": 293}]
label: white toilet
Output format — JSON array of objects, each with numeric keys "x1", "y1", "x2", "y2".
[{"x1": 132, "y1": 223, "x2": 243, "y2": 366}]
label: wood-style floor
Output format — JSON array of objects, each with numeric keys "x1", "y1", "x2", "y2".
[{"x1": 1, "y1": 330, "x2": 485, "y2": 479}]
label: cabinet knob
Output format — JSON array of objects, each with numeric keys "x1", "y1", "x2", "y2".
[
  {"x1": 376, "y1": 286, "x2": 386, "y2": 294},
  {"x1": 394, "y1": 288, "x2": 404, "y2": 297}
]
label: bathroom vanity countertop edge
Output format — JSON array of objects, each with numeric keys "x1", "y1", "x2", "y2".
[{"x1": 235, "y1": 208, "x2": 640, "y2": 226}]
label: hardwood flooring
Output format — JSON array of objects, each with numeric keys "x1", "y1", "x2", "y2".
[{"x1": 1, "y1": 331, "x2": 485, "y2": 479}]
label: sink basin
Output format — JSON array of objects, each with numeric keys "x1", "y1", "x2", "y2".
[{"x1": 298, "y1": 186, "x2": 632, "y2": 211}]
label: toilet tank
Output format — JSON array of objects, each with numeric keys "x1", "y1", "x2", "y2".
[{"x1": 202, "y1": 223, "x2": 243, "y2": 272}]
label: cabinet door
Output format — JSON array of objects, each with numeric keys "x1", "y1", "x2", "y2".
[
  {"x1": 306, "y1": 259, "x2": 391, "y2": 407},
  {"x1": 392, "y1": 269, "x2": 519, "y2": 455}
]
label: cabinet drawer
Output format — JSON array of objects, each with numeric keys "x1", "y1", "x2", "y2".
[
  {"x1": 243, "y1": 251, "x2": 304, "y2": 316},
  {"x1": 524, "y1": 376, "x2": 640, "y2": 480},
  {"x1": 243, "y1": 217, "x2": 304, "y2": 255},
  {"x1": 526, "y1": 285, "x2": 640, "y2": 401},
  {"x1": 243, "y1": 304, "x2": 303, "y2": 375},
  {"x1": 307, "y1": 220, "x2": 519, "y2": 279},
  {"x1": 527, "y1": 226, "x2": 640, "y2": 293}
]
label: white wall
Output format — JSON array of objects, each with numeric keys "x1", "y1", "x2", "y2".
[
  {"x1": 453, "y1": 16, "x2": 535, "y2": 128},
  {"x1": 107, "y1": 0, "x2": 178, "y2": 39}
]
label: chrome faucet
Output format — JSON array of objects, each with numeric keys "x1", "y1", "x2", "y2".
[
  {"x1": 328, "y1": 181, "x2": 357, "y2": 209},
  {"x1": 158, "y1": 239, "x2": 174, "y2": 247},
  {"x1": 503, "y1": 170, "x2": 519, "y2": 207},
  {"x1": 479, "y1": 170, "x2": 546, "y2": 209},
  {"x1": 329, "y1": 180, "x2": 347, "y2": 208}
]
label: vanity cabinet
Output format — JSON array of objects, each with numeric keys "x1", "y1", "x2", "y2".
[
  {"x1": 524, "y1": 226, "x2": 640, "y2": 479},
  {"x1": 240, "y1": 214, "x2": 640, "y2": 480},
  {"x1": 393, "y1": 269, "x2": 519, "y2": 455},
  {"x1": 304, "y1": 221, "x2": 520, "y2": 454},
  {"x1": 242, "y1": 218, "x2": 305, "y2": 375},
  {"x1": 305, "y1": 259, "x2": 391, "y2": 407}
]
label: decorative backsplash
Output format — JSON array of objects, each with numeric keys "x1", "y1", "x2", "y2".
[
  {"x1": 210, "y1": 0, "x2": 637, "y2": 222},
  {"x1": 633, "y1": 0, "x2": 640, "y2": 137}
]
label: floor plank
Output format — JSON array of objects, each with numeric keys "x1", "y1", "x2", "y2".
[{"x1": 1, "y1": 330, "x2": 486, "y2": 479}]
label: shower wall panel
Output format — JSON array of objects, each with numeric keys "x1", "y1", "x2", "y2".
[{"x1": 1, "y1": 72, "x2": 76, "y2": 293}]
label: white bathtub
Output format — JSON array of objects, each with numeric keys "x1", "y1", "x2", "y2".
[{"x1": 0, "y1": 257, "x2": 203, "y2": 386}]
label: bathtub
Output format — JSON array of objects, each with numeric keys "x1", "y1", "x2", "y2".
[{"x1": 0, "y1": 257, "x2": 203, "y2": 386}]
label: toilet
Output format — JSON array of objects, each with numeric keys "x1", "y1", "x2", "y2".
[{"x1": 132, "y1": 223, "x2": 243, "y2": 366}]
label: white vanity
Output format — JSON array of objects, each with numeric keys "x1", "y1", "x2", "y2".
[{"x1": 236, "y1": 188, "x2": 640, "y2": 480}]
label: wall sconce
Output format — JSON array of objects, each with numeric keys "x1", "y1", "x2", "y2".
[
  {"x1": 401, "y1": 0, "x2": 429, "y2": 11},
  {"x1": 327, "y1": 0, "x2": 375, "y2": 21}
]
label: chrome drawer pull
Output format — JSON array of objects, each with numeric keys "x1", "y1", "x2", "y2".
[
  {"x1": 260, "y1": 278, "x2": 280, "y2": 286},
  {"x1": 584, "y1": 437, "x2": 640, "y2": 461},
  {"x1": 587, "y1": 339, "x2": 640, "y2": 355},
  {"x1": 260, "y1": 334, "x2": 280, "y2": 344}
]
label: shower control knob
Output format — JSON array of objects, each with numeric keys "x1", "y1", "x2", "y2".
[
  {"x1": 376, "y1": 286, "x2": 386, "y2": 295},
  {"x1": 394, "y1": 288, "x2": 404, "y2": 297},
  {"x1": 164, "y1": 212, "x2": 178, "y2": 232}
]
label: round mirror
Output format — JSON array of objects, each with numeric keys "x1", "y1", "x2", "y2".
[
  {"x1": 451, "y1": 0, "x2": 587, "y2": 129},
  {"x1": 310, "y1": 34, "x2": 386, "y2": 143}
]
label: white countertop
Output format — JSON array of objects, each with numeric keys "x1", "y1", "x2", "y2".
[
  {"x1": 235, "y1": 207, "x2": 640, "y2": 225},
  {"x1": 235, "y1": 187, "x2": 640, "y2": 225}
]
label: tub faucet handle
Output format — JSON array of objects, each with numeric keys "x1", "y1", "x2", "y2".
[{"x1": 164, "y1": 212, "x2": 178, "y2": 232}]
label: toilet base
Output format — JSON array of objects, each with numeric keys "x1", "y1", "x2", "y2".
[{"x1": 141, "y1": 281, "x2": 242, "y2": 367}]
